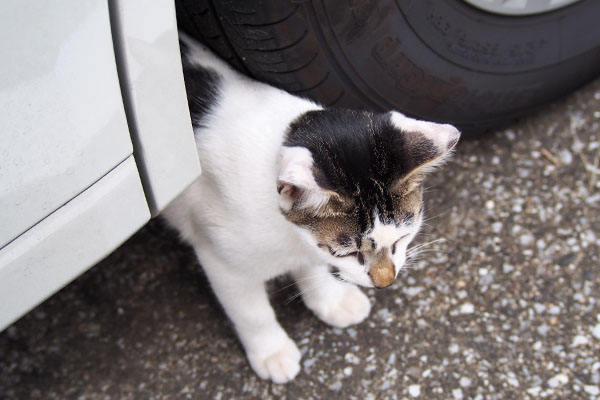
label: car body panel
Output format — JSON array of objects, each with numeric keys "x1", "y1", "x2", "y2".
[
  {"x1": 0, "y1": 156, "x2": 150, "y2": 331},
  {"x1": 0, "y1": 0, "x2": 200, "y2": 331},
  {"x1": 0, "y1": 0, "x2": 133, "y2": 248},
  {"x1": 109, "y1": 0, "x2": 200, "y2": 215}
]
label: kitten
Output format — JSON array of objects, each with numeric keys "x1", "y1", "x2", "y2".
[{"x1": 163, "y1": 34, "x2": 460, "y2": 383}]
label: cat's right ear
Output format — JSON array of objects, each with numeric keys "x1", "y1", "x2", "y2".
[
  {"x1": 389, "y1": 111, "x2": 461, "y2": 177},
  {"x1": 277, "y1": 146, "x2": 331, "y2": 212}
]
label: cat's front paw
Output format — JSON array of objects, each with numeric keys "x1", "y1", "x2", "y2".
[
  {"x1": 247, "y1": 337, "x2": 301, "y2": 384},
  {"x1": 311, "y1": 283, "x2": 371, "y2": 328}
]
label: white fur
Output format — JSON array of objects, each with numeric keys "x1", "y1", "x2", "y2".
[
  {"x1": 277, "y1": 146, "x2": 331, "y2": 211},
  {"x1": 369, "y1": 212, "x2": 420, "y2": 276},
  {"x1": 164, "y1": 36, "x2": 441, "y2": 383}
]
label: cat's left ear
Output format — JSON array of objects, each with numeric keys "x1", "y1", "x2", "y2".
[
  {"x1": 277, "y1": 146, "x2": 332, "y2": 212},
  {"x1": 389, "y1": 111, "x2": 461, "y2": 177}
]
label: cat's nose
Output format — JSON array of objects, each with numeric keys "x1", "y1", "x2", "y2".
[{"x1": 368, "y1": 259, "x2": 395, "y2": 288}]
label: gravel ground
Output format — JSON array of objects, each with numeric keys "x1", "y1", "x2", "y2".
[{"x1": 1, "y1": 79, "x2": 600, "y2": 400}]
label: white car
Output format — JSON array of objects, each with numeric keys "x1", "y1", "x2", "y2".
[{"x1": 0, "y1": 0, "x2": 200, "y2": 331}]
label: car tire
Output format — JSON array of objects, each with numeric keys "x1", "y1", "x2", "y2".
[{"x1": 175, "y1": 0, "x2": 600, "y2": 133}]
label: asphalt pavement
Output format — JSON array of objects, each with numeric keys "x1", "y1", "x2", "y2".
[{"x1": 1, "y1": 79, "x2": 599, "y2": 400}]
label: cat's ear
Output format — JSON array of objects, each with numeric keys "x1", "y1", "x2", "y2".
[
  {"x1": 389, "y1": 111, "x2": 460, "y2": 178},
  {"x1": 277, "y1": 146, "x2": 332, "y2": 212}
]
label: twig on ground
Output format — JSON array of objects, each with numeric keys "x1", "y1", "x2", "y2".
[{"x1": 540, "y1": 148, "x2": 561, "y2": 167}]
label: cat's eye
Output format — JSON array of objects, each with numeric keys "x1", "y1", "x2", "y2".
[
  {"x1": 336, "y1": 251, "x2": 364, "y2": 265},
  {"x1": 331, "y1": 251, "x2": 365, "y2": 265},
  {"x1": 391, "y1": 234, "x2": 410, "y2": 254},
  {"x1": 320, "y1": 245, "x2": 364, "y2": 265}
]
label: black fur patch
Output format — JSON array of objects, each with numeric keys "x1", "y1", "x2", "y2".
[
  {"x1": 285, "y1": 110, "x2": 436, "y2": 231},
  {"x1": 180, "y1": 41, "x2": 221, "y2": 128}
]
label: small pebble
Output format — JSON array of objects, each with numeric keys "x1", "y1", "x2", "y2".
[
  {"x1": 344, "y1": 353, "x2": 360, "y2": 365},
  {"x1": 503, "y1": 264, "x2": 514, "y2": 273},
  {"x1": 533, "y1": 303, "x2": 546, "y2": 313},
  {"x1": 519, "y1": 233, "x2": 534, "y2": 247},
  {"x1": 459, "y1": 303, "x2": 475, "y2": 314},
  {"x1": 537, "y1": 324, "x2": 550, "y2": 336},
  {"x1": 506, "y1": 376, "x2": 520, "y2": 387},
  {"x1": 491, "y1": 222, "x2": 503, "y2": 233},
  {"x1": 559, "y1": 149, "x2": 573, "y2": 165},
  {"x1": 571, "y1": 335, "x2": 589, "y2": 347},
  {"x1": 591, "y1": 324, "x2": 600, "y2": 339},
  {"x1": 527, "y1": 387, "x2": 542, "y2": 396},
  {"x1": 583, "y1": 385, "x2": 600, "y2": 396},
  {"x1": 449, "y1": 344, "x2": 460, "y2": 354},
  {"x1": 547, "y1": 373, "x2": 569, "y2": 388},
  {"x1": 452, "y1": 388, "x2": 464, "y2": 400},
  {"x1": 547, "y1": 305, "x2": 561, "y2": 315},
  {"x1": 408, "y1": 384, "x2": 421, "y2": 398}
]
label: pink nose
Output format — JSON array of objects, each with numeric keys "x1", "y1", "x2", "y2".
[{"x1": 369, "y1": 264, "x2": 395, "y2": 288}]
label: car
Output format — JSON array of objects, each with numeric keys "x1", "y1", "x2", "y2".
[{"x1": 0, "y1": 0, "x2": 200, "y2": 331}]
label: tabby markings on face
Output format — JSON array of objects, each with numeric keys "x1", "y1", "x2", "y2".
[{"x1": 278, "y1": 109, "x2": 459, "y2": 288}]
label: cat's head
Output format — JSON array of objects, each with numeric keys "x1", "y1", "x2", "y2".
[{"x1": 277, "y1": 110, "x2": 459, "y2": 288}]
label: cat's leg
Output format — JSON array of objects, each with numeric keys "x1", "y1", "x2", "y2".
[
  {"x1": 292, "y1": 265, "x2": 371, "y2": 328},
  {"x1": 196, "y1": 249, "x2": 301, "y2": 383}
]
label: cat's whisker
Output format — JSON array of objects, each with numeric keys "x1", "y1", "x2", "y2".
[
  {"x1": 422, "y1": 181, "x2": 443, "y2": 192},
  {"x1": 411, "y1": 237, "x2": 445, "y2": 248},
  {"x1": 273, "y1": 274, "x2": 330, "y2": 294},
  {"x1": 407, "y1": 247, "x2": 451, "y2": 256},
  {"x1": 274, "y1": 273, "x2": 324, "y2": 294},
  {"x1": 407, "y1": 252, "x2": 448, "y2": 261},
  {"x1": 274, "y1": 280, "x2": 301, "y2": 294},
  {"x1": 285, "y1": 288, "x2": 308, "y2": 304},
  {"x1": 280, "y1": 269, "x2": 348, "y2": 300},
  {"x1": 407, "y1": 238, "x2": 445, "y2": 254},
  {"x1": 421, "y1": 188, "x2": 440, "y2": 196},
  {"x1": 286, "y1": 288, "x2": 316, "y2": 305},
  {"x1": 416, "y1": 232, "x2": 435, "y2": 237},
  {"x1": 273, "y1": 280, "x2": 304, "y2": 294},
  {"x1": 285, "y1": 280, "x2": 326, "y2": 305},
  {"x1": 407, "y1": 248, "x2": 446, "y2": 261},
  {"x1": 421, "y1": 208, "x2": 451, "y2": 224},
  {"x1": 398, "y1": 264, "x2": 420, "y2": 271}
]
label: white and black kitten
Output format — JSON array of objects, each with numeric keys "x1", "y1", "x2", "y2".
[{"x1": 163, "y1": 34, "x2": 460, "y2": 383}]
